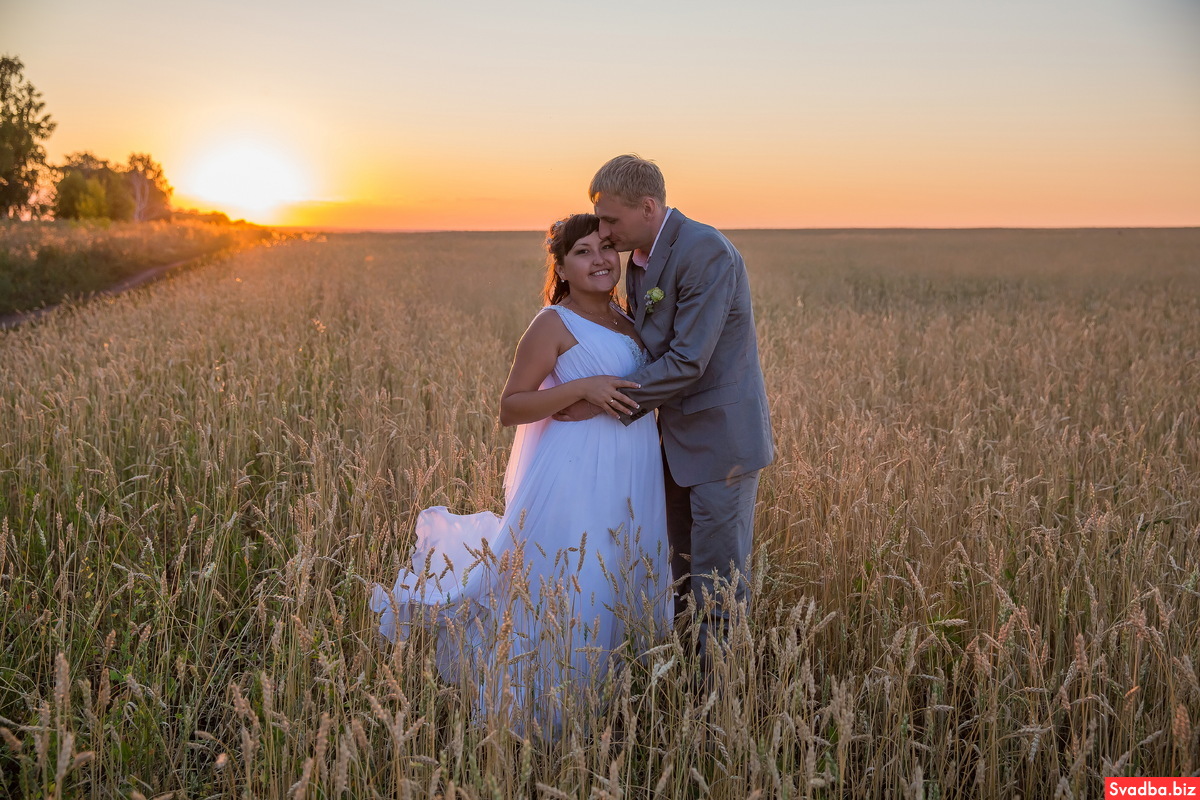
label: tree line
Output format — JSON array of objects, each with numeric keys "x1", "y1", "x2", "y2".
[{"x1": 1, "y1": 55, "x2": 172, "y2": 222}]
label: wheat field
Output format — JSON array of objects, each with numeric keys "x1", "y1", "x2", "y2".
[{"x1": 1, "y1": 228, "x2": 1198, "y2": 798}]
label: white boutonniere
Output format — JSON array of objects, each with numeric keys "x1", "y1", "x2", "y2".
[{"x1": 644, "y1": 287, "x2": 665, "y2": 314}]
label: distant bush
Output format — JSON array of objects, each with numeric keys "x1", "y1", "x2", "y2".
[
  {"x1": 0, "y1": 219, "x2": 275, "y2": 316},
  {"x1": 171, "y1": 208, "x2": 238, "y2": 225}
]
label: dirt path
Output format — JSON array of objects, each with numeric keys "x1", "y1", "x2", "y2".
[{"x1": 0, "y1": 251, "x2": 220, "y2": 331}]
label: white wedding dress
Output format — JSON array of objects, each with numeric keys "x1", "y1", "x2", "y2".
[{"x1": 370, "y1": 304, "x2": 671, "y2": 736}]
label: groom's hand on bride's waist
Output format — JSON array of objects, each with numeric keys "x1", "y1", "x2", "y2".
[{"x1": 553, "y1": 399, "x2": 602, "y2": 422}]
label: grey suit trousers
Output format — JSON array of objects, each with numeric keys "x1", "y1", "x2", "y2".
[{"x1": 664, "y1": 447, "x2": 759, "y2": 647}]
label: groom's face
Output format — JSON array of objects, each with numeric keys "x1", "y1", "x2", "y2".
[{"x1": 594, "y1": 194, "x2": 655, "y2": 253}]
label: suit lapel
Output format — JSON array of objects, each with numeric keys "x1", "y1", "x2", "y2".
[{"x1": 635, "y1": 209, "x2": 686, "y2": 328}]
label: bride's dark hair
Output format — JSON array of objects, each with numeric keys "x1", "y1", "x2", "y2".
[{"x1": 542, "y1": 213, "x2": 609, "y2": 306}]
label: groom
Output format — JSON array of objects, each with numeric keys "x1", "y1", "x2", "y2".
[{"x1": 560, "y1": 154, "x2": 774, "y2": 658}]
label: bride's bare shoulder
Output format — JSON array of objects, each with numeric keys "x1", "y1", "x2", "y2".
[{"x1": 519, "y1": 306, "x2": 575, "y2": 353}]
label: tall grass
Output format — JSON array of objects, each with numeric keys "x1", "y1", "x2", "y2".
[
  {"x1": 0, "y1": 228, "x2": 1197, "y2": 797},
  {"x1": 0, "y1": 219, "x2": 277, "y2": 316}
]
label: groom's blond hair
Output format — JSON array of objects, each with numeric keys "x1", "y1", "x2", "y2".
[{"x1": 590, "y1": 154, "x2": 666, "y2": 208}]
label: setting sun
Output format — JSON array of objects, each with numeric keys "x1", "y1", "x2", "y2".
[{"x1": 180, "y1": 141, "x2": 310, "y2": 222}]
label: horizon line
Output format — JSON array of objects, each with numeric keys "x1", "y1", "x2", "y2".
[{"x1": 271, "y1": 224, "x2": 1200, "y2": 234}]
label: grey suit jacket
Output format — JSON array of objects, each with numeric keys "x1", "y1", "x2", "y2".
[{"x1": 621, "y1": 210, "x2": 773, "y2": 487}]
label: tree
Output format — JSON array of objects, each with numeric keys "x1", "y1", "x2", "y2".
[
  {"x1": 126, "y1": 153, "x2": 172, "y2": 221},
  {"x1": 53, "y1": 151, "x2": 173, "y2": 222},
  {"x1": 59, "y1": 151, "x2": 108, "y2": 175},
  {"x1": 54, "y1": 151, "x2": 135, "y2": 221},
  {"x1": 54, "y1": 170, "x2": 108, "y2": 220},
  {"x1": 0, "y1": 55, "x2": 56, "y2": 219}
]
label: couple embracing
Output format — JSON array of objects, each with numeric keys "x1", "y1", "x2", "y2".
[{"x1": 371, "y1": 155, "x2": 773, "y2": 731}]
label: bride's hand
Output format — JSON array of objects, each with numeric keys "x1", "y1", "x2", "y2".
[{"x1": 573, "y1": 376, "x2": 641, "y2": 418}]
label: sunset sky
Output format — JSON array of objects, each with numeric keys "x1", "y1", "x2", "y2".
[{"x1": 5, "y1": 0, "x2": 1199, "y2": 229}]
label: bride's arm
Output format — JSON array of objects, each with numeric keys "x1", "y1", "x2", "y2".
[{"x1": 499, "y1": 311, "x2": 641, "y2": 426}]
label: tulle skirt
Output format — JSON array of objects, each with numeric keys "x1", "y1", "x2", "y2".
[{"x1": 371, "y1": 411, "x2": 671, "y2": 736}]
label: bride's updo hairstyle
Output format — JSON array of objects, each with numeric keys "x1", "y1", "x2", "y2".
[{"x1": 542, "y1": 213, "x2": 602, "y2": 306}]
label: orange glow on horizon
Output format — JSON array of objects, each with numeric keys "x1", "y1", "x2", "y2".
[
  {"x1": 161, "y1": 112, "x2": 1200, "y2": 231},
  {"x1": 262, "y1": 164, "x2": 1199, "y2": 231}
]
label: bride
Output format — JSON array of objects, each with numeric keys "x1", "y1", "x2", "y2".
[{"x1": 371, "y1": 213, "x2": 671, "y2": 736}]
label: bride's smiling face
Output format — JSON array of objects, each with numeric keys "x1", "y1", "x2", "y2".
[{"x1": 557, "y1": 231, "x2": 620, "y2": 294}]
